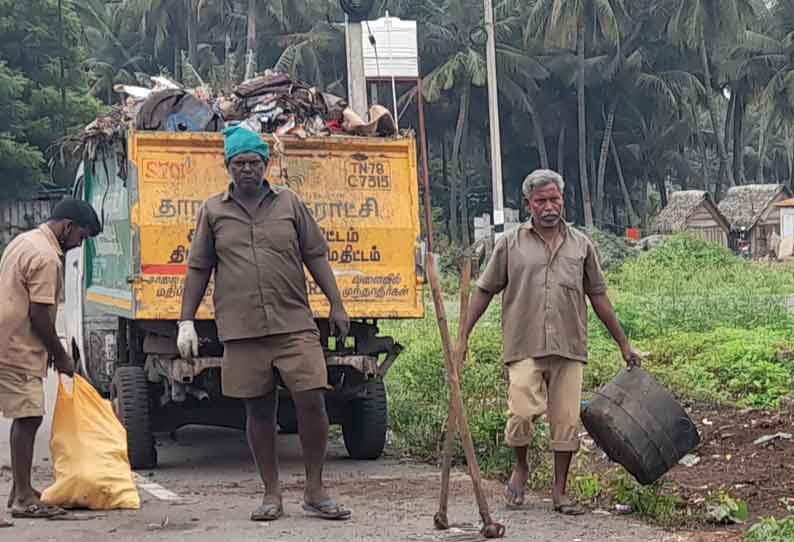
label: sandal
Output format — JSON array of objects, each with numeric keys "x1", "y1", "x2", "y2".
[
  {"x1": 0, "y1": 518, "x2": 12, "y2": 528},
  {"x1": 250, "y1": 502, "x2": 283, "y2": 522},
  {"x1": 302, "y1": 499, "x2": 351, "y2": 520},
  {"x1": 7, "y1": 488, "x2": 41, "y2": 509},
  {"x1": 553, "y1": 503, "x2": 586, "y2": 516},
  {"x1": 11, "y1": 503, "x2": 67, "y2": 519},
  {"x1": 504, "y1": 482, "x2": 525, "y2": 508}
]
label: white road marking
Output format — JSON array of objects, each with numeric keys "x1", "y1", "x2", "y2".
[{"x1": 133, "y1": 473, "x2": 183, "y2": 502}]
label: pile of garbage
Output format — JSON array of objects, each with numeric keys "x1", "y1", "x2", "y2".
[{"x1": 112, "y1": 70, "x2": 400, "y2": 139}]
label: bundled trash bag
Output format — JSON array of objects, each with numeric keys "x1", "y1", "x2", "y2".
[
  {"x1": 41, "y1": 375, "x2": 140, "y2": 510},
  {"x1": 136, "y1": 89, "x2": 222, "y2": 132}
]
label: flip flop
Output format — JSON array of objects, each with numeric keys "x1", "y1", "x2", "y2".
[
  {"x1": 250, "y1": 502, "x2": 283, "y2": 522},
  {"x1": 7, "y1": 488, "x2": 41, "y2": 509},
  {"x1": 11, "y1": 503, "x2": 67, "y2": 519},
  {"x1": 553, "y1": 503, "x2": 586, "y2": 516},
  {"x1": 302, "y1": 499, "x2": 351, "y2": 520},
  {"x1": 504, "y1": 482, "x2": 525, "y2": 508}
]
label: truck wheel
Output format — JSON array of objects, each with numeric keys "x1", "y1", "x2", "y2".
[
  {"x1": 342, "y1": 380, "x2": 387, "y2": 460},
  {"x1": 277, "y1": 409, "x2": 299, "y2": 434},
  {"x1": 112, "y1": 366, "x2": 157, "y2": 469}
]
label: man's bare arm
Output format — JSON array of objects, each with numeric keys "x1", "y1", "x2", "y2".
[
  {"x1": 30, "y1": 303, "x2": 73, "y2": 375},
  {"x1": 462, "y1": 287, "x2": 497, "y2": 342},
  {"x1": 305, "y1": 255, "x2": 349, "y2": 340},
  {"x1": 589, "y1": 292, "x2": 641, "y2": 367},
  {"x1": 30, "y1": 303, "x2": 68, "y2": 360},
  {"x1": 180, "y1": 268, "x2": 212, "y2": 321}
]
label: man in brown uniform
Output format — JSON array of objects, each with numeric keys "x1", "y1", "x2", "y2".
[
  {"x1": 462, "y1": 169, "x2": 641, "y2": 515},
  {"x1": 178, "y1": 126, "x2": 351, "y2": 522},
  {"x1": 0, "y1": 200, "x2": 100, "y2": 525}
]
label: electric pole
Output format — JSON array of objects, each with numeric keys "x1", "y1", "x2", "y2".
[
  {"x1": 345, "y1": 19, "x2": 368, "y2": 117},
  {"x1": 484, "y1": 0, "x2": 505, "y2": 235},
  {"x1": 340, "y1": 1, "x2": 374, "y2": 117}
]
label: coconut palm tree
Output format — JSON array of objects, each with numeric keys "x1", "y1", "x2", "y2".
[
  {"x1": 419, "y1": 0, "x2": 549, "y2": 244},
  {"x1": 525, "y1": 0, "x2": 629, "y2": 228},
  {"x1": 662, "y1": 0, "x2": 756, "y2": 189},
  {"x1": 119, "y1": 0, "x2": 203, "y2": 81}
]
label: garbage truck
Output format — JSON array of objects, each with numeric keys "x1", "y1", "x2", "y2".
[{"x1": 63, "y1": 130, "x2": 423, "y2": 468}]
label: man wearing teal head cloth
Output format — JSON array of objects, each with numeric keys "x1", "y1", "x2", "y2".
[{"x1": 178, "y1": 126, "x2": 351, "y2": 521}]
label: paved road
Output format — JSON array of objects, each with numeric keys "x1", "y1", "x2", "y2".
[{"x1": 0, "y1": 311, "x2": 691, "y2": 541}]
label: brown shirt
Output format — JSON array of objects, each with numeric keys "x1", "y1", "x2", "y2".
[
  {"x1": 477, "y1": 221, "x2": 607, "y2": 363},
  {"x1": 188, "y1": 181, "x2": 328, "y2": 342},
  {"x1": 0, "y1": 225, "x2": 64, "y2": 377}
]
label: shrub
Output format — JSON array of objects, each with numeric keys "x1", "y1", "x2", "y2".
[{"x1": 745, "y1": 516, "x2": 794, "y2": 542}]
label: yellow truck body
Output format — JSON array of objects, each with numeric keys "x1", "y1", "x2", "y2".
[{"x1": 84, "y1": 131, "x2": 424, "y2": 321}]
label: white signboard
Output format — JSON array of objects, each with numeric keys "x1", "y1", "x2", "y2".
[{"x1": 362, "y1": 16, "x2": 419, "y2": 79}]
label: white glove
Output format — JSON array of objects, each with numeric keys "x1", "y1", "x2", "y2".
[{"x1": 177, "y1": 320, "x2": 199, "y2": 359}]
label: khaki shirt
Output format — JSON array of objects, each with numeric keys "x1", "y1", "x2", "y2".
[
  {"x1": 477, "y1": 221, "x2": 607, "y2": 363},
  {"x1": 188, "y1": 181, "x2": 328, "y2": 342},
  {"x1": 0, "y1": 225, "x2": 64, "y2": 377}
]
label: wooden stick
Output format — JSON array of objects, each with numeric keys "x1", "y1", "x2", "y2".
[
  {"x1": 435, "y1": 255, "x2": 472, "y2": 529},
  {"x1": 426, "y1": 254, "x2": 503, "y2": 537}
]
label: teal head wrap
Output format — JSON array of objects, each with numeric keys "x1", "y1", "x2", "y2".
[{"x1": 223, "y1": 125, "x2": 271, "y2": 164}]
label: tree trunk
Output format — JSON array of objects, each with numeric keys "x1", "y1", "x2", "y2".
[
  {"x1": 174, "y1": 46, "x2": 182, "y2": 82},
  {"x1": 787, "y1": 125, "x2": 794, "y2": 189},
  {"x1": 701, "y1": 37, "x2": 736, "y2": 187},
  {"x1": 245, "y1": 0, "x2": 258, "y2": 79},
  {"x1": 527, "y1": 96, "x2": 549, "y2": 168},
  {"x1": 557, "y1": 122, "x2": 566, "y2": 179},
  {"x1": 186, "y1": 0, "x2": 199, "y2": 68},
  {"x1": 596, "y1": 100, "x2": 616, "y2": 220},
  {"x1": 725, "y1": 91, "x2": 735, "y2": 164},
  {"x1": 733, "y1": 91, "x2": 746, "y2": 184},
  {"x1": 450, "y1": 82, "x2": 471, "y2": 245},
  {"x1": 641, "y1": 173, "x2": 649, "y2": 227},
  {"x1": 758, "y1": 107, "x2": 769, "y2": 184},
  {"x1": 656, "y1": 175, "x2": 668, "y2": 209},
  {"x1": 461, "y1": 180, "x2": 471, "y2": 247},
  {"x1": 716, "y1": 162, "x2": 726, "y2": 201},
  {"x1": 441, "y1": 134, "x2": 450, "y2": 236},
  {"x1": 611, "y1": 138, "x2": 638, "y2": 227},
  {"x1": 577, "y1": 17, "x2": 594, "y2": 228}
]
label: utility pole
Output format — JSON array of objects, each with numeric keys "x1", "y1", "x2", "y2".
[
  {"x1": 483, "y1": 0, "x2": 505, "y2": 236},
  {"x1": 345, "y1": 18, "x2": 368, "y2": 117},
  {"x1": 58, "y1": 0, "x2": 67, "y2": 135}
]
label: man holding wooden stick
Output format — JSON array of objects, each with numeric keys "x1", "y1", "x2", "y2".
[{"x1": 462, "y1": 169, "x2": 641, "y2": 515}]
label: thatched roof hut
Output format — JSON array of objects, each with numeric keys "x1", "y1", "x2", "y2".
[
  {"x1": 718, "y1": 184, "x2": 792, "y2": 257},
  {"x1": 653, "y1": 190, "x2": 730, "y2": 246},
  {"x1": 654, "y1": 191, "x2": 717, "y2": 232},
  {"x1": 718, "y1": 184, "x2": 791, "y2": 231}
]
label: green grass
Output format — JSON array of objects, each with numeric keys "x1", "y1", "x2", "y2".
[{"x1": 745, "y1": 516, "x2": 794, "y2": 541}]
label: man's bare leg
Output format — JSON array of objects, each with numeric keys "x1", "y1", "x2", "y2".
[
  {"x1": 552, "y1": 451, "x2": 584, "y2": 514},
  {"x1": 506, "y1": 446, "x2": 529, "y2": 506},
  {"x1": 10, "y1": 417, "x2": 42, "y2": 510},
  {"x1": 293, "y1": 389, "x2": 349, "y2": 518},
  {"x1": 244, "y1": 393, "x2": 283, "y2": 519}
]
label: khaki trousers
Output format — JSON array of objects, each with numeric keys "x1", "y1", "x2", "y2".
[{"x1": 505, "y1": 356, "x2": 583, "y2": 452}]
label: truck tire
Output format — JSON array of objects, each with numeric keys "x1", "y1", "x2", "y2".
[
  {"x1": 342, "y1": 380, "x2": 387, "y2": 460},
  {"x1": 277, "y1": 409, "x2": 299, "y2": 434},
  {"x1": 112, "y1": 366, "x2": 157, "y2": 469}
]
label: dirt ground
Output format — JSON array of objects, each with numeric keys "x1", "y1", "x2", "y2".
[{"x1": 581, "y1": 403, "x2": 794, "y2": 540}]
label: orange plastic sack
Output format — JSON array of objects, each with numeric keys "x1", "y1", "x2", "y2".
[{"x1": 41, "y1": 375, "x2": 140, "y2": 510}]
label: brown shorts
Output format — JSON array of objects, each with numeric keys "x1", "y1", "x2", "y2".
[
  {"x1": 505, "y1": 356, "x2": 583, "y2": 452},
  {"x1": 0, "y1": 366, "x2": 45, "y2": 419},
  {"x1": 221, "y1": 330, "x2": 329, "y2": 398}
]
